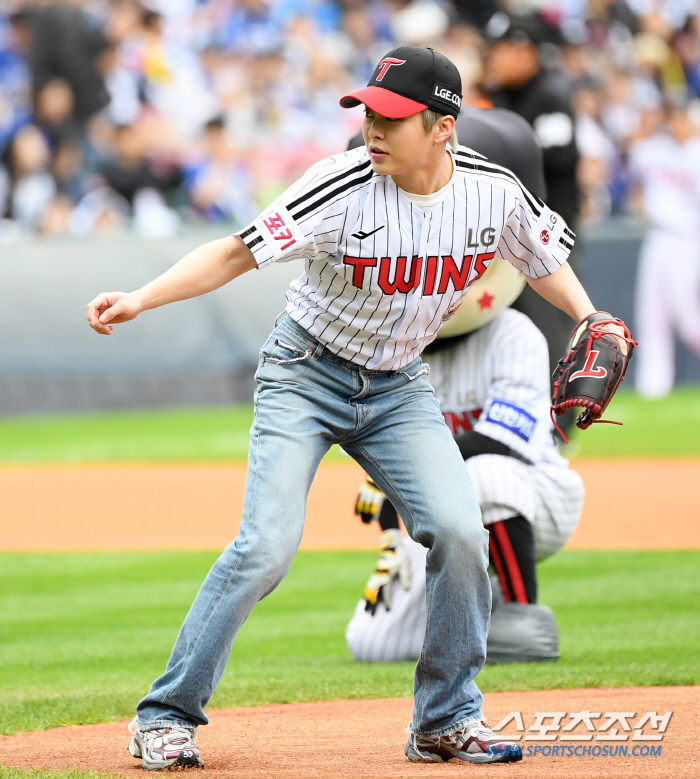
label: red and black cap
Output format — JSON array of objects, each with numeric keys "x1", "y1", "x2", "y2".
[{"x1": 340, "y1": 46, "x2": 462, "y2": 119}]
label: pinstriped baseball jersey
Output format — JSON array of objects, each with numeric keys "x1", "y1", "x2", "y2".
[
  {"x1": 424, "y1": 308, "x2": 564, "y2": 466},
  {"x1": 345, "y1": 309, "x2": 584, "y2": 663},
  {"x1": 236, "y1": 145, "x2": 574, "y2": 371}
]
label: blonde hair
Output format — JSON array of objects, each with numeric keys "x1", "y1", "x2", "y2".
[{"x1": 422, "y1": 109, "x2": 459, "y2": 151}]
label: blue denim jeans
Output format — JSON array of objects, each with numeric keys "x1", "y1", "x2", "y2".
[{"x1": 136, "y1": 315, "x2": 490, "y2": 737}]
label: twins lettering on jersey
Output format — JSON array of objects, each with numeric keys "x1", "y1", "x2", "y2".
[
  {"x1": 343, "y1": 226, "x2": 496, "y2": 295},
  {"x1": 343, "y1": 252, "x2": 495, "y2": 295},
  {"x1": 238, "y1": 145, "x2": 572, "y2": 371}
]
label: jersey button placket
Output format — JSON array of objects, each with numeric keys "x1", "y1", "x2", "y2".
[
  {"x1": 417, "y1": 210, "x2": 432, "y2": 302},
  {"x1": 418, "y1": 210, "x2": 431, "y2": 257},
  {"x1": 408, "y1": 212, "x2": 431, "y2": 326}
]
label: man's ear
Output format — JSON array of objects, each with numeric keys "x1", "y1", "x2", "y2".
[{"x1": 433, "y1": 115, "x2": 455, "y2": 144}]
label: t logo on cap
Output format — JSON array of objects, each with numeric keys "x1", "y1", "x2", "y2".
[
  {"x1": 340, "y1": 46, "x2": 463, "y2": 119},
  {"x1": 376, "y1": 57, "x2": 406, "y2": 82}
]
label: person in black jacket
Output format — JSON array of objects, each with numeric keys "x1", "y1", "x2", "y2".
[
  {"x1": 484, "y1": 14, "x2": 581, "y2": 435},
  {"x1": 100, "y1": 124, "x2": 183, "y2": 206},
  {"x1": 26, "y1": 2, "x2": 111, "y2": 127},
  {"x1": 485, "y1": 14, "x2": 578, "y2": 225}
]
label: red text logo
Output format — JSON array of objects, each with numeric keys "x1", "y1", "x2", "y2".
[
  {"x1": 540, "y1": 229, "x2": 550, "y2": 245},
  {"x1": 343, "y1": 253, "x2": 495, "y2": 294},
  {"x1": 378, "y1": 255, "x2": 422, "y2": 294},
  {"x1": 263, "y1": 212, "x2": 296, "y2": 251},
  {"x1": 443, "y1": 409, "x2": 483, "y2": 435},
  {"x1": 375, "y1": 57, "x2": 406, "y2": 82},
  {"x1": 570, "y1": 351, "x2": 607, "y2": 381}
]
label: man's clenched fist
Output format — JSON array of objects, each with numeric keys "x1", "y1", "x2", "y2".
[{"x1": 86, "y1": 291, "x2": 143, "y2": 335}]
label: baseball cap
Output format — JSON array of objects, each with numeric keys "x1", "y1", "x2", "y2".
[{"x1": 340, "y1": 46, "x2": 462, "y2": 119}]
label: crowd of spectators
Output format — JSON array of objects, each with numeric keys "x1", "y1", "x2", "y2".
[{"x1": 0, "y1": 0, "x2": 699, "y2": 238}]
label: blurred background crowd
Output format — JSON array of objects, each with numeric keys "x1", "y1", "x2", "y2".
[{"x1": 1, "y1": 0, "x2": 699, "y2": 238}]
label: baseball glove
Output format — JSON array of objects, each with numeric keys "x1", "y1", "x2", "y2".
[{"x1": 551, "y1": 311, "x2": 637, "y2": 441}]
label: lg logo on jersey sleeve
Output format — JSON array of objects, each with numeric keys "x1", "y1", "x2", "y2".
[
  {"x1": 534, "y1": 206, "x2": 565, "y2": 251},
  {"x1": 485, "y1": 400, "x2": 537, "y2": 442}
]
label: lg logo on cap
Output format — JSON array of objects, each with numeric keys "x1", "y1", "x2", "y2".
[{"x1": 375, "y1": 58, "x2": 406, "y2": 81}]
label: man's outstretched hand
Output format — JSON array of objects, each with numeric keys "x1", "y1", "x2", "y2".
[
  {"x1": 87, "y1": 292, "x2": 143, "y2": 335},
  {"x1": 86, "y1": 236, "x2": 258, "y2": 335}
]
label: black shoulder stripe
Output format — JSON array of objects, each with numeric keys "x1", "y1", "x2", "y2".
[
  {"x1": 246, "y1": 235, "x2": 264, "y2": 249},
  {"x1": 564, "y1": 226, "x2": 575, "y2": 239},
  {"x1": 239, "y1": 225, "x2": 257, "y2": 239},
  {"x1": 286, "y1": 159, "x2": 372, "y2": 211},
  {"x1": 455, "y1": 158, "x2": 542, "y2": 218},
  {"x1": 291, "y1": 170, "x2": 374, "y2": 221},
  {"x1": 456, "y1": 158, "x2": 541, "y2": 216},
  {"x1": 559, "y1": 236, "x2": 573, "y2": 250},
  {"x1": 456, "y1": 147, "x2": 487, "y2": 160}
]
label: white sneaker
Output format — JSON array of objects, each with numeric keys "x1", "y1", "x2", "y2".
[
  {"x1": 405, "y1": 719, "x2": 522, "y2": 764},
  {"x1": 127, "y1": 717, "x2": 204, "y2": 771}
]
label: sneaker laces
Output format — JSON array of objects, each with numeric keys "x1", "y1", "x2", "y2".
[
  {"x1": 412, "y1": 719, "x2": 498, "y2": 749},
  {"x1": 161, "y1": 727, "x2": 197, "y2": 747},
  {"x1": 466, "y1": 721, "x2": 497, "y2": 741},
  {"x1": 442, "y1": 720, "x2": 495, "y2": 748}
]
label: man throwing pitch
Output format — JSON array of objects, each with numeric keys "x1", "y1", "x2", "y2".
[{"x1": 87, "y1": 47, "x2": 627, "y2": 768}]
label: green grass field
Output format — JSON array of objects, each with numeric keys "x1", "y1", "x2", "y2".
[
  {"x1": 1, "y1": 388, "x2": 697, "y2": 779},
  {"x1": 1, "y1": 549, "x2": 698, "y2": 737},
  {"x1": 0, "y1": 387, "x2": 698, "y2": 465}
]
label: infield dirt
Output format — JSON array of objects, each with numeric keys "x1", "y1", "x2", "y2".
[
  {"x1": 0, "y1": 687, "x2": 694, "y2": 778},
  {"x1": 1, "y1": 461, "x2": 697, "y2": 779},
  {"x1": 1, "y1": 459, "x2": 699, "y2": 550}
]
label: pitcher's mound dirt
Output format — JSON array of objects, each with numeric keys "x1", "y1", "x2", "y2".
[{"x1": 0, "y1": 687, "x2": 694, "y2": 779}]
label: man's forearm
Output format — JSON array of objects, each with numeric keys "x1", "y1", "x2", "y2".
[
  {"x1": 87, "y1": 235, "x2": 258, "y2": 335},
  {"x1": 527, "y1": 262, "x2": 628, "y2": 354},
  {"x1": 526, "y1": 262, "x2": 594, "y2": 322},
  {"x1": 138, "y1": 236, "x2": 257, "y2": 311}
]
